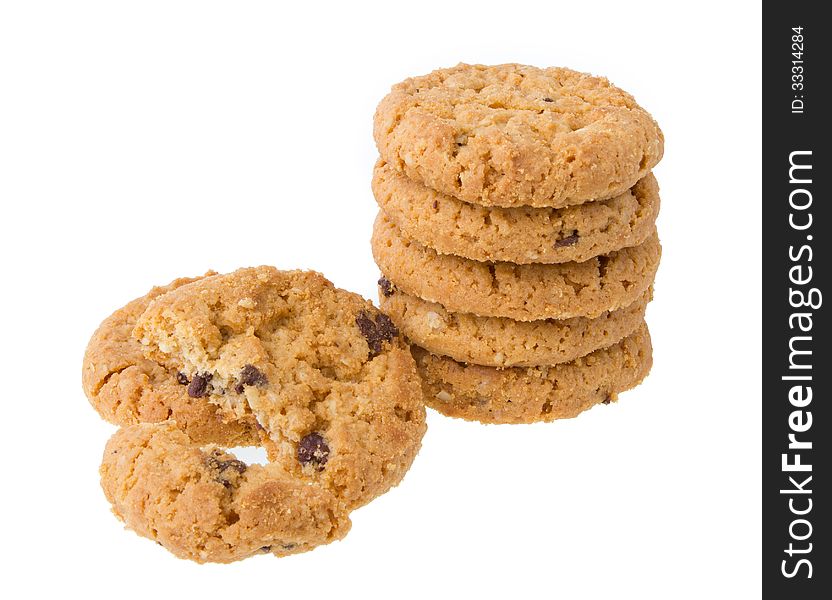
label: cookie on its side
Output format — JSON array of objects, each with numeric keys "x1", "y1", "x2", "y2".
[
  {"x1": 133, "y1": 267, "x2": 427, "y2": 510},
  {"x1": 372, "y1": 213, "x2": 661, "y2": 321},
  {"x1": 414, "y1": 322, "x2": 653, "y2": 424},
  {"x1": 380, "y1": 282, "x2": 651, "y2": 367},
  {"x1": 373, "y1": 160, "x2": 660, "y2": 264},
  {"x1": 101, "y1": 422, "x2": 350, "y2": 563},
  {"x1": 374, "y1": 63, "x2": 664, "y2": 208},
  {"x1": 82, "y1": 274, "x2": 260, "y2": 447}
]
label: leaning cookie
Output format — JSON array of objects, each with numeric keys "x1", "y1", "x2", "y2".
[
  {"x1": 82, "y1": 274, "x2": 260, "y2": 447},
  {"x1": 373, "y1": 160, "x2": 660, "y2": 264},
  {"x1": 372, "y1": 213, "x2": 661, "y2": 321},
  {"x1": 380, "y1": 281, "x2": 651, "y2": 367},
  {"x1": 374, "y1": 63, "x2": 664, "y2": 208},
  {"x1": 414, "y1": 322, "x2": 653, "y2": 424},
  {"x1": 133, "y1": 267, "x2": 427, "y2": 510},
  {"x1": 100, "y1": 422, "x2": 350, "y2": 563}
]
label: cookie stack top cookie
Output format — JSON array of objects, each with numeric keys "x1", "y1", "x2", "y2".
[
  {"x1": 370, "y1": 63, "x2": 663, "y2": 424},
  {"x1": 374, "y1": 63, "x2": 663, "y2": 209}
]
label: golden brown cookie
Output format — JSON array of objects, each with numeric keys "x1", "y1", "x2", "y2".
[
  {"x1": 374, "y1": 63, "x2": 664, "y2": 208},
  {"x1": 82, "y1": 274, "x2": 260, "y2": 446},
  {"x1": 380, "y1": 281, "x2": 651, "y2": 367},
  {"x1": 100, "y1": 422, "x2": 350, "y2": 563},
  {"x1": 372, "y1": 213, "x2": 661, "y2": 320},
  {"x1": 373, "y1": 159, "x2": 660, "y2": 264},
  {"x1": 134, "y1": 267, "x2": 426, "y2": 510},
  {"x1": 414, "y1": 322, "x2": 653, "y2": 424}
]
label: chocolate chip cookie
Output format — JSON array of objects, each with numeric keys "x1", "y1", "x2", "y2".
[
  {"x1": 373, "y1": 159, "x2": 660, "y2": 264},
  {"x1": 374, "y1": 63, "x2": 664, "y2": 208},
  {"x1": 380, "y1": 281, "x2": 651, "y2": 367},
  {"x1": 372, "y1": 213, "x2": 661, "y2": 321},
  {"x1": 414, "y1": 322, "x2": 653, "y2": 424},
  {"x1": 101, "y1": 422, "x2": 350, "y2": 563},
  {"x1": 133, "y1": 267, "x2": 427, "y2": 509}
]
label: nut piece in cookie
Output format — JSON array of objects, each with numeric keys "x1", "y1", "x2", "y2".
[
  {"x1": 133, "y1": 267, "x2": 427, "y2": 509},
  {"x1": 100, "y1": 422, "x2": 350, "y2": 563}
]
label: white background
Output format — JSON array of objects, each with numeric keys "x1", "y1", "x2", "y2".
[{"x1": 1, "y1": 1, "x2": 761, "y2": 598}]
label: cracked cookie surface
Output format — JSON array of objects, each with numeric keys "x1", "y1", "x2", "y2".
[
  {"x1": 373, "y1": 159, "x2": 660, "y2": 264},
  {"x1": 380, "y1": 281, "x2": 651, "y2": 367},
  {"x1": 414, "y1": 322, "x2": 653, "y2": 424},
  {"x1": 82, "y1": 275, "x2": 260, "y2": 446},
  {"x1": 100, "y1": 422, "x2": 350, "y2": 563},
  {"x1": 372, "y1": 213, "x2": 661, "y2": 321},
  {"x1": 133, "y1": 267, "x2": 427, "y2": 509},
  {"x1": 374, "y1": 63, "x2": 664, "y2": 208}
]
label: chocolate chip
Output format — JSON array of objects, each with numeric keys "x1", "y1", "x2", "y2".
[
  {"x1": 355, "y1": 310, "x2": 399, "y2": 357},
  {"x1": 297, "y1": 433, "x2": 330, "y2": 469},
  {"x1": 176, "y1": 372, "x2": 189, "y2": 385},
  {"x1": 542, "y1": 97, "x2": 554, "y2": 102},
  {"x1": 602, "y1": 395, "x2": 613, "y2": 405},
  {"x1": 555, "y1": 233, "x2": 580, "y2": 248},
  {"x1": 187, "y1": 373, "x2": 212, "y2": 398},
  {"x1": 260, "y1": 546, "x2": 272, "y2": 553},
  {"x1": 432, "y1": 200, "x2": 439, "y2": 210},
  {"x1": 206, "y1": 451, "x2": 247, "y2": 487},
  {"x1": 378, "y1": 277, "x2": 395, "y2": 297},
  {"x1": 240, "y1": 364, "x2": 267, "y2": 386},
  {"x1": 234, "y1": 364, "x2": 267, "y2": 393}
]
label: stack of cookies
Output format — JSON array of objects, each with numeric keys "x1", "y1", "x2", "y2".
[{"x1": 370, "y1": 63, "x2": 664, "y2": 424}]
